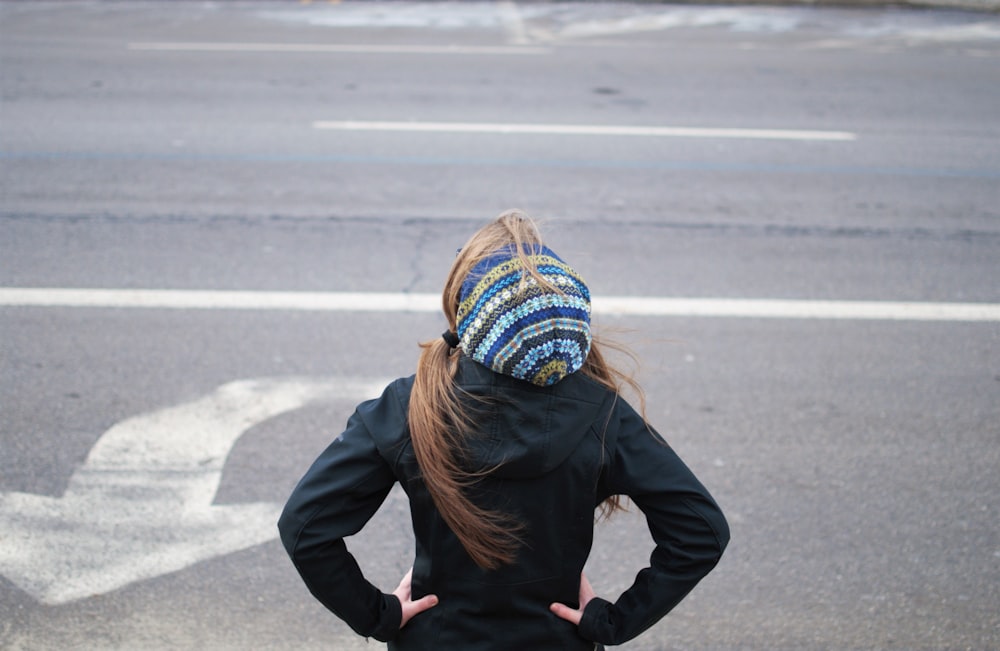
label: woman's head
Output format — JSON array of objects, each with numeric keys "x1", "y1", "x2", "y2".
[{"x1": 442, "y1": 210, "x2": 592, "y2": 386}]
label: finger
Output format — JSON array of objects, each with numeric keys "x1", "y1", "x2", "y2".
[
  {"x1": 412, "y1": 594, "x2": 439, "y2": 614},
  {"x1": 400, "y1": 594, "x2": 439, "y2": 629},
  {"x1": 549, "y1": 602, "x2": 582, "y2": 626}
]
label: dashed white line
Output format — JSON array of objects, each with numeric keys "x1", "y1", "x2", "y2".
[
  {"x1": 312, "y1": 120, "x2": 857, "y2": 142},
  {"x1": 128, "y1": 42, "x2": 549, "y2": 55},
  {"x1": 2, "y1": 288, "x2": 997, "y2": 322}
]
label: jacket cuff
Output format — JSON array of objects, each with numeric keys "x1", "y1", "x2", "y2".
[
  {"x1": 369, "y1": 593, "x2": 402, "y2": 642},
  {"x1": 578, "y1": 596, "x2": 614, "y2": 644}
]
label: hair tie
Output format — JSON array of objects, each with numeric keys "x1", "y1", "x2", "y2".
[{"x1": 442, "y1": 330, "x2": 460, "y2": 349}]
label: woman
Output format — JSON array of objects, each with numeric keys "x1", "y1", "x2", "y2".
[{"x1": 278, "y1": 210, "x2": 729, "y2": 649}]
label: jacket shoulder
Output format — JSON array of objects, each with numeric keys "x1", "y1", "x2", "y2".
[{"x1": 353, "y1": 375, "x2": 415, "y2": 460}]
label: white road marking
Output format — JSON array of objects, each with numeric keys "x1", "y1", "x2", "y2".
[
  {"x1": 128, "y1": 42, "x2": 549, "y2": 55},
  {"x1": 0, "y1": 377, "x2": 387, "y2": 605},
  {"x1": 0, "y1": 287, "x2": 439, "y2": 312},
  {"x1": 592, "y1": 296, "x2": 1000, "y2": 322},
  {"x1": 498, "y1": 1, "x2": 531, "y2": 45},
  {"x1": 253, "y1": 5, "x2": 1000, "y2": 45},
  {"x1": 312, "y1": 120, "x2": 857, "y2": 142},
  {"x1": 2, "y1": 288, "x2": 998, "y2": 322}
]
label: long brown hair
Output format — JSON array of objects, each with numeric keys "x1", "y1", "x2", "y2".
[{"x1": 408, "y1": 209, "x2": 639, "y2": 570}]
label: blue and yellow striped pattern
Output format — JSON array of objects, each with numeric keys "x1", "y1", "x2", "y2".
[{"x1": 457, "y1": 246, "x2": 591, "y2": 386}]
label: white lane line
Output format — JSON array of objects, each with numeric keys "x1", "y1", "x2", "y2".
[
  {"x1": 593, "y1": 296, "x2": 1000, "y2": 321},
  {"x1": 128, "y1": 42, "x2": 549, "y2": 55},
  {"x1": 0, "y1": 288, "x2": 439, "y2": 313},
  {"x1": 312, "y1": 120, "x2": 857, "y2": 142},
  {"x1": 2, "y1": 288, "x2": 998, "y2": 322}
]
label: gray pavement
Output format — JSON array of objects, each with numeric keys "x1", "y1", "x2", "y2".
[{"x1": 1, "y1": 2, "x2": 999, "y2": 650}]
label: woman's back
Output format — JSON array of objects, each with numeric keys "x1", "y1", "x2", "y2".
[{"x1": 375, "y1": 358, "x2": 613, "y2": 649}]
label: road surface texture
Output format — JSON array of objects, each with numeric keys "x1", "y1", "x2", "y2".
[{"x1": 1, "y1": 2, "x2": 998, "y2": 650}]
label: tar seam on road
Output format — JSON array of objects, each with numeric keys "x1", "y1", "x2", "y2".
[{"x1": 5, "y1": 151, "x2": 999, "y2": 179}]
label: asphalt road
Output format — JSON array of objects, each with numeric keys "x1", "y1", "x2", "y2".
[{"x1": 1, "y1": 2, "x2": 999, "y2": 650}]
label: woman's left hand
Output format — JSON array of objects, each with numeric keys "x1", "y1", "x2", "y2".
[{"x1": 392, "y1": 567, "x2": 439, "y2": 628}]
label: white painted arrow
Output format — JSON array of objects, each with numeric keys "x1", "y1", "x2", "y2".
[{"x1": 0, "y1": 377, "x2": 387, "y2": 605}]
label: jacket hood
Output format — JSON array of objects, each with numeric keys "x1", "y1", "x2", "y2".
[{"x1": 454, "y1": 355, "x2": 610, "y2": 479}]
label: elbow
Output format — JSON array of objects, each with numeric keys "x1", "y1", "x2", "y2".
[
  {"x1": 715, "y1": 516, "x2": 730, "y2": 562},
  {"x1": 672, "y1": 498, "x2": 730, "y2": 572},
  {"x1": 277, "y1": 507, "x2": 301, "y2": 559},
  {"x1": 707, "y1": 504, "x2": 730, "y2": 564},
  {"x1": 684, "y1": 497, "x2": 730, "y2": 568}
]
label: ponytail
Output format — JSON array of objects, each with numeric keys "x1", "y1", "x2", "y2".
[{"x1": 409, "y1": 336, "x2": 523, "y2": 570}]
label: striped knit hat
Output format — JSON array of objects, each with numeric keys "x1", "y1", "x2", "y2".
[{"x1": 456, "y1": 245, "x2": 592, "y2": 386}]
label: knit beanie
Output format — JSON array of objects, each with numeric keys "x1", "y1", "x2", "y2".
[{"x1": 456, "y1": 245, "x2": 592, "y2": 386}]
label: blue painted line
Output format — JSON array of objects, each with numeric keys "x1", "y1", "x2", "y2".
[{"x1": 2, "y1": 150, "x2": 998, "y2": 179}]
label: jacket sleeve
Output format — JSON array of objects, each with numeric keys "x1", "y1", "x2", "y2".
[
  {"x1": 578, "y1": 399, "x2": 730, "y2": 646},
  {"x1": 277, "y1": 392, "x2": 402, "y2": 642}
]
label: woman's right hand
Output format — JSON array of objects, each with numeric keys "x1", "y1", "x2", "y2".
[{"x1": 549, "y1": 572, "x2": 597, "y2": 626}]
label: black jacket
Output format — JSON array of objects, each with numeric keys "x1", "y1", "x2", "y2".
[{"x1": 278, "y1": 356, "x2": 729, "y2": 649}]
